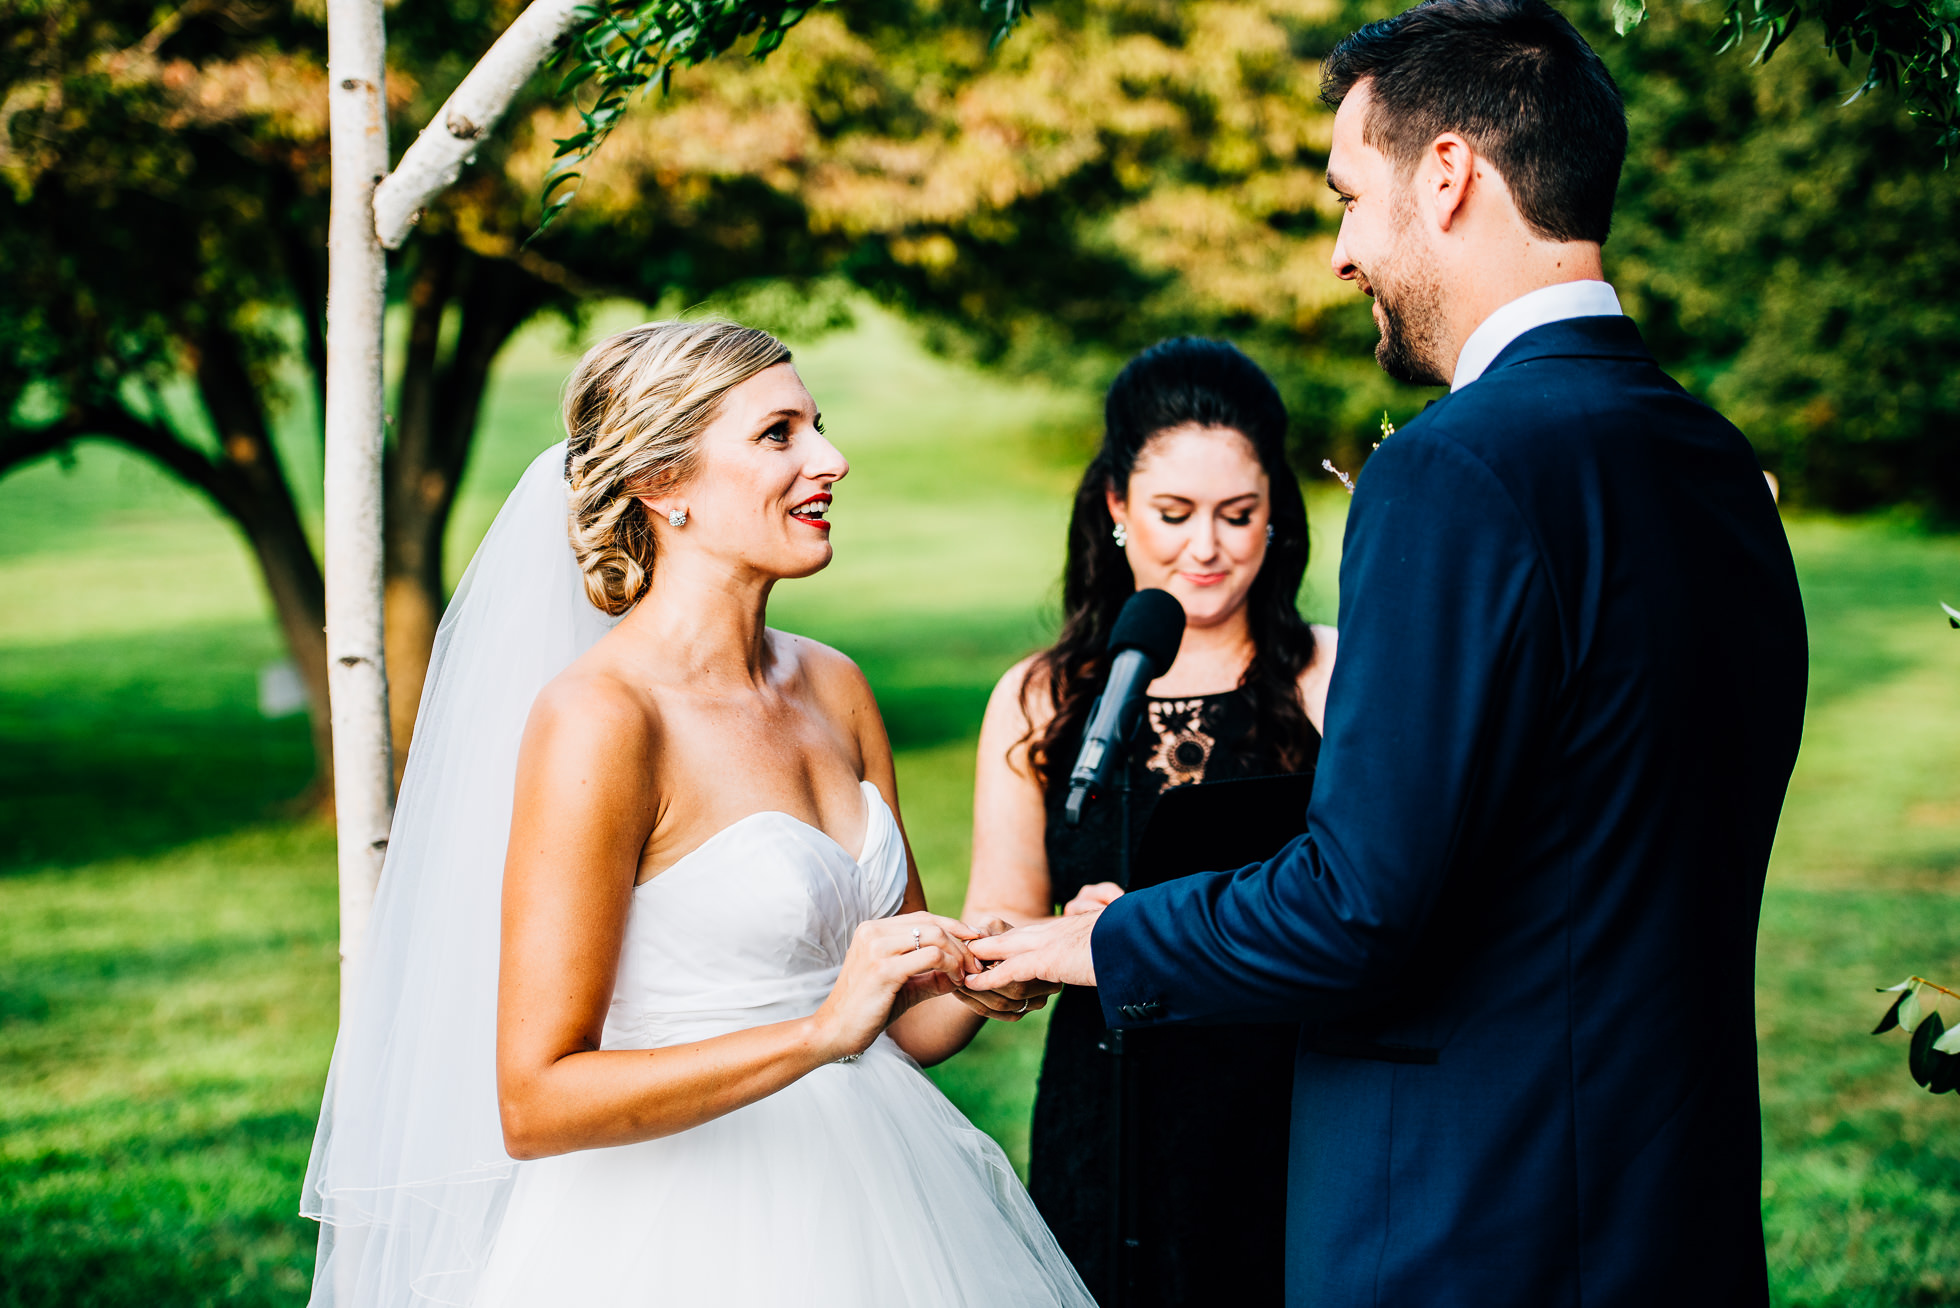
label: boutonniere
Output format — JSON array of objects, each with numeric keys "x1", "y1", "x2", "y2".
[{"x1": 1320, "y1": 412, "x2": 1396, "y2": 497}]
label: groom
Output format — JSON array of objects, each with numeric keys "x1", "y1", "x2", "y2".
[{"x1": 971, "y1": 1, "x2": 1808, "y2": 1303}]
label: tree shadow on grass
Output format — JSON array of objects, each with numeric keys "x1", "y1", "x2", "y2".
[
  {"x1": 0, "y1": 622, "x2": 314, "y2": 875},
  {"x1": 0, "y1": 1103, "x2": 319, "y2": 1308}
]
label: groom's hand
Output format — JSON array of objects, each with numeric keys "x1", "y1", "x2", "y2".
[
  {"x1": 951, "y1": 918, "x2": 1062, "y2": 1021},
  {"x1": 966, "y1": 912, "x2": 1099, "y2": 990}
]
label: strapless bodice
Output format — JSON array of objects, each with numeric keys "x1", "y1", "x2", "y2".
[
  {"x1": 601, "y1": 781, "x2": 908, "y2": 1050},
  {"x1": 478, "y1": 778, "x2": 1095, "y2": 1308}
]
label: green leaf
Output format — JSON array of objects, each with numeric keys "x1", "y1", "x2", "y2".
[
  {"x1": 1931, "y1": 1050, "x2": 1960, "y2": 1095},
  {"x1": 1934, "y1": 1025, "x2": 1960, "y2": 1055},
  {"x1": 1910, "y1": 1010, "x2": 1945, "y2": 1086},
  {"x1": 1900, "y1": 987, "x2": 1924, "y2": 1032},
  {"x1": 1879, "y1": 977, "x2": 1918, "y2": 992},
  {"x1": 1874, "y1": 992, "x2": 1907, "y2": 1033},
  {"x1": 556, "y1": 61, "x2": 601, "y2": 96},
  {"x1": 1943, "y1": 601, "x2": 1960, "y2": 628}
]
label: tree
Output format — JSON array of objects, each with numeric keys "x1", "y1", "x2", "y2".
[
  {"x1": 2, "y1": 0, "x2": 1377, "y2": 810},
  {"x1": 531, "y1": 0, "x2": 1404, "y2": 469},
  {"x1": 1586, "y1": 0, "x2": 1960, "y2": 514},
  {"x1": 1612, "y1": 0, "x2": 1959, "y2": 152},
  {"x1": 0, "y1": 0, "x2": 851, "y2": 800},
  {"x1": 1, "y1": 4, "x2": 343, "y2": 783},
  {"x1": 19, "y1": 0, "x2": 1947, "y2": 822}
]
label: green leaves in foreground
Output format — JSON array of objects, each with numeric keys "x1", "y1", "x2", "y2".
[
  {"x1": 1614, "y1": 0, "x2": 1960, "y2": 154},
  {"x1": 1874, "y1": 977, "x2": 1960, "y2": 1095},
  {"x1": 537, "y1": 0, "x2": 1031, "y2": 237}
]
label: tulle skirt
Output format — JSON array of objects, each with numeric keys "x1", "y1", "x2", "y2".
[{"x1": 472, "y1": 1035, "x2": 1094, "y2": 1307}]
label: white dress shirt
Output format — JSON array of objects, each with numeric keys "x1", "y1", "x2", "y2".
[{"x1": 1450, "y1": 280, "x2": 1625, "y2": 392}]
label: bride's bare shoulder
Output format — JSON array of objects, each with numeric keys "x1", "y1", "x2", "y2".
[
  {"x1": 523, "y1": 658, "x2": 664, "y2": 764},
  {"x1": 769, "y1": 628, "x2": 875, "y2": 712}
]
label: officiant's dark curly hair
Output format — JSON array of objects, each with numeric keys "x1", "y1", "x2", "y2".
[
  {"x1": 1320, "y1": 0, "x2": 1626, "y2": 245},
  {"x1": 1023, "y1": 338, "x2": 1319, "y2": 785}
]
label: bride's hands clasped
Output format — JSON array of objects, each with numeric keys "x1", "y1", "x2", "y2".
[{"x1": 809, "y1": 912, "x2": 986, "y2": 1062}]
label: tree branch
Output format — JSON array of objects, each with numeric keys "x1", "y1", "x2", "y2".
[
  {"x1": 0, "y1": 418, "x2": 86, "y2": 480},
  {"x1": 0, "y1": 403, "x2": 247, "y2": 521},
  {"x1": 371, "y1": 0, "x2": 584, "y2": 249},
  {"x1": 435, "y1": 253, "x2": 553, "y2": 479}
]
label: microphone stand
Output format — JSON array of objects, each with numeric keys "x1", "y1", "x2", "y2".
[{"x1": 1095, "y1": 748, "x2": 1141, "y2": 1308}]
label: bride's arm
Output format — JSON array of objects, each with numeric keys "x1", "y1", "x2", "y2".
[
  {"x1": 496, "y1": 675, "x2": 978, "y2": 1160},
  {"x1": 818, "y1": 654, "x2": 1056, "y2": 1067}
]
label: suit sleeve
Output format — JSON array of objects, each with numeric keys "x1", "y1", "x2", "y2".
[{"x1": 1092, "y1": 429, "x2": 1561, "y2": 1028}]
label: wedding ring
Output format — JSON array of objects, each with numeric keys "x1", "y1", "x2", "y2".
[
  {"x1": 911, "y1": 928, "x2": 922, "y2": 952},
  {"x1": 1016, "y1": 1000, "x2": 1031, "y2": 1013}
]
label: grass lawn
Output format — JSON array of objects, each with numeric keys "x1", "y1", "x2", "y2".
[{"x1": 3, "y1": 308, "x2": 1958, "y2": 1306}]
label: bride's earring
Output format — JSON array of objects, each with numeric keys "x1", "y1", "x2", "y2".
[
  {"x1": 1111, "y1": 521, "x2": 1129, "y2": 548},
  {"x1": 1265, "y1": 523, "x2": 1274, "y2": 544},
  {"x1": 668, "y1": 509, "x2": 688, "y2": 527}
]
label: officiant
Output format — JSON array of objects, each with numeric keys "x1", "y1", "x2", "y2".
[{"x1": 962, "y1": 337, "x2": 1335, "y2": 1305}]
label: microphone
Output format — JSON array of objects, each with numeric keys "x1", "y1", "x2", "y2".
[{"x1": 1064, "y1": 588, "x2": 1186, "y2": 827}]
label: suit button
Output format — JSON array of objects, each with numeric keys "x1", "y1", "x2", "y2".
[
  {"x1": 1118, "y1": 1005, "x2": 1137, "y2": 1021},
  {"x1": 1139, "y1": 1001, "x2": 1164, "y2": 1019}
]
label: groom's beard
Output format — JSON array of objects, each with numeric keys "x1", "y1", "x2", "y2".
[
  {"x1": 1364, "y1": 195, "x2": 1452, "y2": 388},
  {"x1": 1374, "y1": 273, "x2": 1450, "y2": 387}
]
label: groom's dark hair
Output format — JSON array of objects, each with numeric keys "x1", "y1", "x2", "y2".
[{"x1": 1320, "y1": 0, "x2": 1626, "y2": 245}]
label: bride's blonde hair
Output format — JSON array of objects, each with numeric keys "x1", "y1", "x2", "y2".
[{"x1": 563, "y1": 320, "x2": 792, "y2": 615}]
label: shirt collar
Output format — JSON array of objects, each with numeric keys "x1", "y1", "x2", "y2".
[{"x1": 1450, "y1": 280, "x2": 1625, "y2": 392}]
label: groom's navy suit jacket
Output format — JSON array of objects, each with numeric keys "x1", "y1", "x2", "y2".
[{"x1": 1092, "y1": 317, "x2": 1807, "y2": 1307}]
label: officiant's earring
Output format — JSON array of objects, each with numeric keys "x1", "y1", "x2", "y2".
[
  {"x1": 1111, "y1": 522, "x2": 1129, "y2": 549},
  {"x1": 668, "y1": 509, "x2": 688, "y2": 527}
]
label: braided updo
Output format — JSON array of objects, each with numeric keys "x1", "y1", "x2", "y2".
[{"x1": 562, "y1": 321, "x2": 793, "y2": 615}]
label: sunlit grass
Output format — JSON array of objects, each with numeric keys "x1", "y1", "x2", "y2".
[{"x1": 1, "y1": 310, "x2": 1957, "y2": 1305}]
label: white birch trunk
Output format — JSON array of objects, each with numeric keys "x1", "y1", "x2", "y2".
[
  {"x1": 324, "y1": 0, "x2": 395, "y2": 1039},
  {"x1": 371, "y1": 0, "x2": 584, "y2": 248}
]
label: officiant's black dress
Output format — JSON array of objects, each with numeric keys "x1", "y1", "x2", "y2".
[{"x1": 1032, "y1": 689, "x2": 1317, "y2": 1307}]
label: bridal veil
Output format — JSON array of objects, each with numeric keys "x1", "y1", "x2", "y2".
[{"x1": 302, "y1": 442, "x2": 618, "y2": 1305}]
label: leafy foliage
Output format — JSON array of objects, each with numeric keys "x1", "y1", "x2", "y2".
[
  {"x1": 542, "y1": 0, "x2": 836, "y2": 232},
  {"x1": 517, "y1": 0, "x2": 1405, "y2": 466},
  {"x1": 1586, "y1": 0, "x2": 1960, "y2": 516},
  {"x1": 1615, "y1": 0, "x2": 1960, "y2": 152},
  {"x1": 540, "y1": 0, "x2": 1034, "y2": 233},
  {"x1": 1874, "y1": 977, "x2": 1960, "y2": 1094},
  {"x1": 544, "y1": 0, "x2": 1960, "y2": 493}
]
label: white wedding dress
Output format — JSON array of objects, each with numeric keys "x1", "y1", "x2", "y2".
[
  {"x1": 473, "y1": 782, "x2": 1091, "y2": 1307},
  {"x1": 303, "y1": 444, "x2": 1090, "y2": 1307}
]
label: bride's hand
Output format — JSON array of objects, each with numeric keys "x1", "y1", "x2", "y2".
[
  {"x1": 809, "y1": 913, "x2": 982, "y2": 1062},
  {"x1": 1063, "y1": 882, "x2": 1124, "y2": 916},
  {"x1": 948, "y1": 917, "x2": 1060, "y2": 1022}
]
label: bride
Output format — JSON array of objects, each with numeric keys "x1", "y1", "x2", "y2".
[{"x1": 302, "y1": 321, "x2": 1092, "y2": 1307}]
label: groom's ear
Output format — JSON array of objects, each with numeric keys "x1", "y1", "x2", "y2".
[{"x1": 1422, "y1": 132, "x2": 1478, "y2": 234}]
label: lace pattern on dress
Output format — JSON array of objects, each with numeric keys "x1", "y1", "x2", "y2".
[{"x1": 1142, "y1": 698, "x2": 1219, "y2": 789}]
